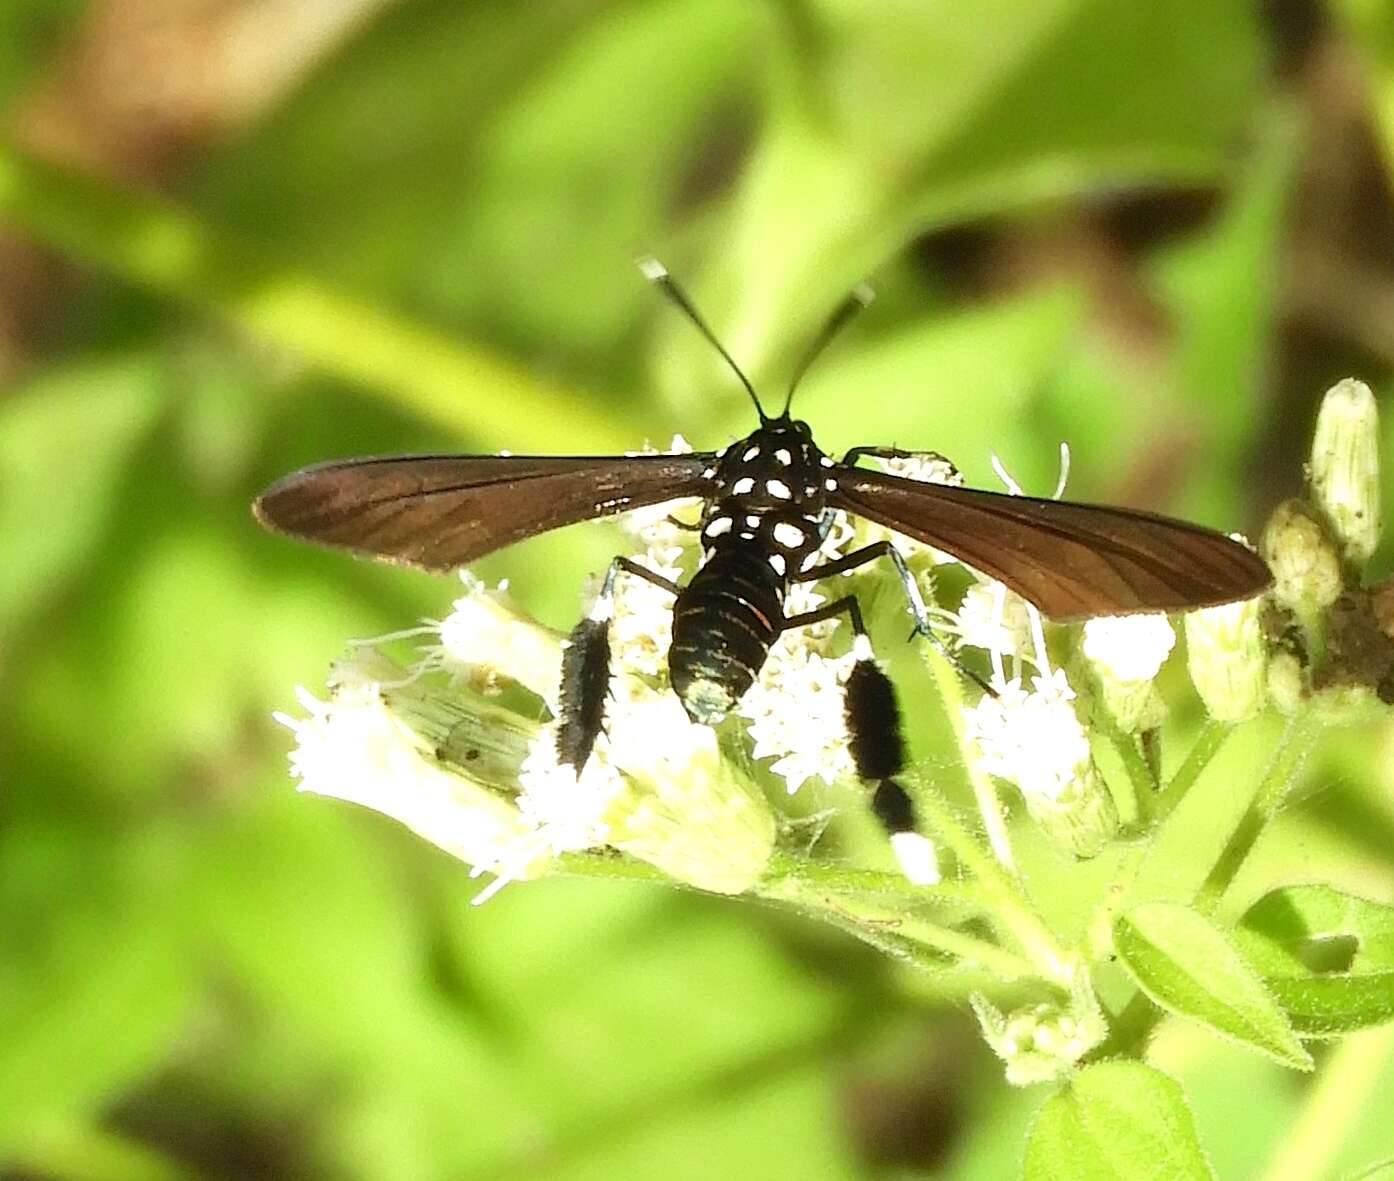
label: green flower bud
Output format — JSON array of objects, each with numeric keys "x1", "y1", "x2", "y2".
[
  {"x1": 971, "y1": 965, "x2": 1106, "y2": 1085},
  {"x1": 1261, "y1": 499, "x2": 1343, "y2": 616},
  {"x1": 1024, "y1": 764, "x2": 1120, "y2": 859},
  {"x1": 1310, "y1": 378, "x2": 1381, "y2": 568},
  {"x1": 1184, "y1": 598, "x2": 1268, "y2": 722}
]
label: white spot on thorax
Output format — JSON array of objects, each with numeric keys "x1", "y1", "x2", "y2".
[
  {"x1": 772, "y1": 521, "x2": 806, "y2": 548},
  {"x1": 819, "y1": 456, "x2": 835, "y2": 468},
  {"x1": 705, "y1": 516, "x2": 732, "y2": 539},
  {"x1": 732, "y1": 476, "x2": 755, "y2": 495},
  {"x1": 742, "y1": 445, "x2": 760, "y2": 461},
  {"x1": 768, "y1": 553, "x2": 787, "y2": 575},
  {"x1": 774, "y1": 448, "x2": 792, "y2": 465},
  {"x1": 824, "y1": 477, "x2": 837, "y2": 491},
  {"x1": 745, "y1": 514, "x2": 761, "y2": 528},
  {"x1": 767, "y1": 479, "x2": 792, "y2": 499}
]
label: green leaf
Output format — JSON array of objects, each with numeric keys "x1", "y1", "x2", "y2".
[
  {"x1": 1242, "y1": 885, "x2": 1394, "y2": 969},
  {"x1": 1260, "y1": 969, "x2": 1394, "y2": 1039},
  {"x1": 1023, "y1": 1061, "x2": 1214, "y2": 1181},
  {"x1": 1114, "y1": 902, "x2": 1313, "y2": 1070},
  {"x1": 1234, "y1": 887, "x2": 1394, "y2": 1037}
]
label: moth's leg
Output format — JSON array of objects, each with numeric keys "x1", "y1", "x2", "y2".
[
  {"x1": 841, "y1": 446, "x2": 960, "y2": 480},
  {"x1": 794, "y1": 540, "x2": 995, "y2": 698},
  {"x1": 781, "y1": 596, "x2": 925, "y2": 873},
  {"x1": 556, "y1": 558, "x2": 680, "y2": 771},
  {"x1": 665, "y1": 515, "x2": 701, "y2": 532}
]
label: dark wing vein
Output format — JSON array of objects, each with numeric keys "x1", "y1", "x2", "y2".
[
  {"x1": 830, "y1": 467, "x2": 1270, "y2": 619},
  {"x1": 254, "y1": 452, "x2": 715, "y2": 572}
]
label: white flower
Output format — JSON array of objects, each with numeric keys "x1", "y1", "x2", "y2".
[
  {"x1": 953, "y1": 580, "x2": 1034, "y2": 662},
  {"x1": 609, "y1": 545, "x2": 686, "y2": 679},
  {"x1": 1081, "y1": 613, "x2": 1175, "y2": 732},
  {"x1": 1081, "y1": 614, "x2": 1176, "y2": 684},
  {"x1": 519, "y1": 690, "x2": 776, "y2": 894},
  {"x1": 961, "y1": 667, "x2": 1118, "y2": 856},
  {"x1": 279, "y1": 655, "x2": 552, "y2": 897},
  {"x1": 437, "y1": 574, "x2": 563, "y2": 704},
  {"x1": 739, "y1": 647, "x2": 858, "y2": 793},
  {"x1": 963, "y1": 669, "x2": 1091, "y2": 805}
]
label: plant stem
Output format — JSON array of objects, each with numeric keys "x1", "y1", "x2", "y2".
[
  {"x1": 911, "y1": 786, "x2": 1074, "y2": 986},
  {"x1": 759, "y1": 879, "x2": 1040, "y2": 981},
  {"x1": 0, "y1": 140, "x2": 627, "y2": 451},
  {"x1": 923, "y1": 645, "x2": 1017, "y2": 872},
  {"x1": 1154, "y1": 719, "x2": 1232, "y2": 823},
  {"x1": 1256, "y1": 1024, "x2": 1394, "y2": 1181},
  {"x1": 1194, "y1": 714, "x2": 1322, "y2": 916},
  {"x1": 1102, "y1": 719, "x2": 1158, "y2": 827}
]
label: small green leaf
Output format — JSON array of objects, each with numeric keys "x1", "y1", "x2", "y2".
[
  {"x1": 1114, "y1": 902, "x2": 1313, "y2": 1070},
  {"x1": 1263, "y1": 969, "x2": 1394, "y2": 1038},
  {"x1": 1235, "y1": 886, "x2": 1394, "y2": 1036},
  {"x1": 1241, "y1": 885, "x2": 1394, "y2": 968},
  {"x1": 1023, "y1": 1061, "x2": 1214, "y2": 1181}
]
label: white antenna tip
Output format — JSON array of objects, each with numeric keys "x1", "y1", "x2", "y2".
[{"x1": 637, "y1": 255, "x2": 669, "y2": 282}]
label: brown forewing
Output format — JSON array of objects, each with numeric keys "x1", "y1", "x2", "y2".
[
  {"x1": 831, "y1": 467, "x2": 1271, "y2": 619},
  {"x1": 253, "y1": 452, "x2": 715, "y2": 572}
]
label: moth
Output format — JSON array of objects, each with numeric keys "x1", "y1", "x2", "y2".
[{"x1": 255, "y1": 260, "x2": 1271, "y2": 841}]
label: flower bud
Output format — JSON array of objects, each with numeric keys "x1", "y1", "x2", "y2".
[
  {"x1": 1309, "y1": 378, "x2": 1381, "y2": 568},
  {"x1": 1081, "y1": 614, "x2": 1175, "y2": 732},
  {"x1": 438, "y1": 574, "x2": 564, "y2": 702},
  {"x1": 970, "y1": 966, "x2": 1106, "y2": 1085},
  {"x1": 1261, "y1": 499, "x2": 1343, "y2": 616},
  {"x1": 1184, "y1": 598, "x2": 1268, "y2": 722}
]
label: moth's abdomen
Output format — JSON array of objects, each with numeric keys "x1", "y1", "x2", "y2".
[{"x1": 669, "y1": 544, "x2": 784, "y2": 724}]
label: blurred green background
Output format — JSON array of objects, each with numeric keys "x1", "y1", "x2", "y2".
[{"x1": 4, "y1": 1, "x2": 1394, "y2": 1178}]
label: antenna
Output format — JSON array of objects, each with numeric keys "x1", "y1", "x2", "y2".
[
  {"x1": 638, "y1": 257, "x2": 768, "y2": 423},
  {"x1": 780, "y1": 282, "x2": 874, "y2": 417}
]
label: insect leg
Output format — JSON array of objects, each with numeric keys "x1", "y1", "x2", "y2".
[
  {"x1": 556, "y1": 558, "x2": 681, "y2": 771},
  {"x1": 841, "y1": 446, "x2": 960, "y2": 480},
  {"x1": 794, "y1": 541, "x2": 995, "y2": 698},
  {"x1": 781, "y1": 596, "x2": 922, "y2": 867}
]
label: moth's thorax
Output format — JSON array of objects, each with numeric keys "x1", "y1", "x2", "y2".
[{"x1": 698, "y1": 418, "x2": 832, "y2": 578}]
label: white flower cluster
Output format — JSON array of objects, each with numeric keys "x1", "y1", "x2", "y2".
[{"x1": 944, "y1": 453, "x2": 1122, "y2": 857}]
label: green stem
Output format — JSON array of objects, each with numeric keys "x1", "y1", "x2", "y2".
[
  {"x1": 765, "y1": 852, "x2": 986, "y2": 909},
  {"x1": 759, "y1": 879, "x2": 1039, "y2": 980},
  {"x1": 1153, "y1": 719, "x2": 1232, "y2": 823},
  {"x1": 1102, "y1": 719, "x2": 1158, "y2": 828},
  {"x1": 0, "y1": 140, "x2": 628, "y2": 451},
  {"x1": 923, "y1": 645, "x2": 1017, "y2": 872},
  {"x1": 911, "y1": 786, "x2": 1073, "y2": 986},
  {"x1": 1194, "y1": 714, "x2": 1322, "y2": 916},
  {"x1": 1256, "y1": 1024, "x2": 1394, "y2": 1181}
]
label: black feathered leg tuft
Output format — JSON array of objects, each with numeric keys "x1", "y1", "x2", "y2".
[{"x1": 556, "y1": 617, "x2": 611, "y2": 771}]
